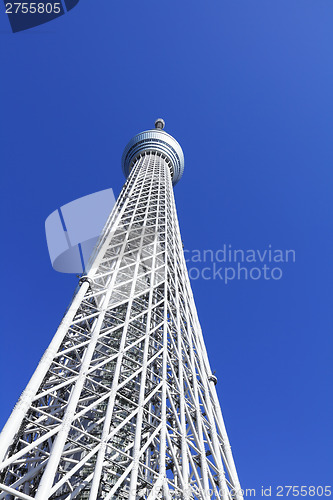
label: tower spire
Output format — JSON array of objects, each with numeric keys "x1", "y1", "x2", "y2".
[
  {"x1": 0, "y1": 124, "x2": 243, "y2": 500},
  {"x1": 154, "y1": 118, "x2": 165, "y2": 130}
]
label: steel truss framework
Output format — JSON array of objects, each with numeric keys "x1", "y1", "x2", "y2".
[{"x1": 0, "y1": 136, "x2": 243, "y2": 500}]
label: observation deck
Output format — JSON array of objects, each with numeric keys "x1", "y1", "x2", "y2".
[{"x1": 122, "y1": 119, "x2": 185, "y2": 186}]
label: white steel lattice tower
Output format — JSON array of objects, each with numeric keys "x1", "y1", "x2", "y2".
[{"x1": 0, "y1": 120, "x2": 243, "y2": 500}]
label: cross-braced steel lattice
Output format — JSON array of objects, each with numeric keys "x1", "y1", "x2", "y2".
[{"x1": 0, "y1": 120, "x2": 243, "y2": 500}]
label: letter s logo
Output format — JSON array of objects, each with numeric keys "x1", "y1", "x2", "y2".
[
  {"x1": 63, "y1": 0, "x2": 79, "y2": 11},
  {"x1": 45, "y1": 189, "x2": 116, "y2": 274},
  {"x1": 4, "y1": 0, "x2": 80, "y2": 33}
]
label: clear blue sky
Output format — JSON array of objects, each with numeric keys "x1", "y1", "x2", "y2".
[{"x1": 0, "y1": 1, "x2": 332, "y2": 496}]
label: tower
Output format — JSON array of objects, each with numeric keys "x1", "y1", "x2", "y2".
[{"x1": 0, "y1": 121, "x2": 243, "y2": 500}]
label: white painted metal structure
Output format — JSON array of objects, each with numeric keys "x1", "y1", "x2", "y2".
[{"x1": 0, "y1": 121, "x2": 243, "y2": 500}]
